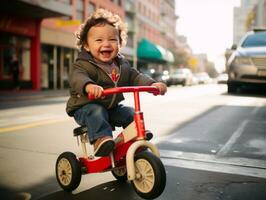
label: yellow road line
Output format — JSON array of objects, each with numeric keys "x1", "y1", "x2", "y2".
[{"x1": 0, "y1": 118, "x2": 69, "y2": 133}]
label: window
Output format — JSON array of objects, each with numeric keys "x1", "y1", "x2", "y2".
[
  {"x1": 0, "y1": 33, "x2": 30, "y2": 80},
  {"x1": 88, "y1": 2, "x2": 95, "y2": 15},
  {"x1": 127, "y1": 33, "x2": 133, "y2": 47},
  {"x1": 76, "y1": 0, "x2": 84, "y2": 21}
]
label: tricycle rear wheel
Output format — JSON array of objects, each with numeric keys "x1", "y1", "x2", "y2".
[
  {"x1": 56, "y1": 152, "x2": 82, "y2": 191},
  {"x1": 131, "y1": 151, "x2": 166, "y2": 199},
  {"x1": 111, "y1": 166, "x2": 127, "y2": 181}
]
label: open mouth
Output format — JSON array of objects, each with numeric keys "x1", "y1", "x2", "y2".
[{"x1": 100, "y1": 50, "x2": 113, "y2": 58}]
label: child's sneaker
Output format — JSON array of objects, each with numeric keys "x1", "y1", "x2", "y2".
[{"x1": 93, "y1": 136, "x2": 115, "y2": 157}]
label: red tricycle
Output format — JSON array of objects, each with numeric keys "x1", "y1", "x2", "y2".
[{"x1": 55, "y1": 86, "x2": 166, "y2": 199}]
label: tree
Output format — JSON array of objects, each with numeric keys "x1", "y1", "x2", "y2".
[
  {"x1": 173, "y1": 47, "x2": 191, "y2": 68},
  {"x1": 205, "y1": 61, "x2": 218, "y2": 78}
]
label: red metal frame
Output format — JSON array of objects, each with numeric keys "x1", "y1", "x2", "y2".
[{"x1": 80, "y1": 86, "x2": 160, "y2": 173}]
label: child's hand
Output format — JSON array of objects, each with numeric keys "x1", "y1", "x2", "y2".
[
  {"x1": 85, "y1": 84, "x2": 104, "y2": 99},
  {"x1": 151, "y1": 82, "x2": 167, "y2": 95}
]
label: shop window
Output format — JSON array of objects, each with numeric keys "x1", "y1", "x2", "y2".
[
  {"x1": 41, "y1": 44, "x2": 77, "y2": 89},
  {"x1": 1, "y1": 47, "x2": 15, "y2": 78},
  {"x1": 63, "y1": 48, "x2": 73, "y2": 88},
  {"x1": 88, "y1": 2, "x2": 95, "y2": 15},
  {"x1": 0, "y1": 33, "x2": 30, "y2": 81},
  {"x1": 41, "y1": 44, "x2": 54, "y2": 89}
]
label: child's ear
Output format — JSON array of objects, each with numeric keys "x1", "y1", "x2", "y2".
[{"x1": 83, "y1": 44, "x2": 90, "y2": 52}]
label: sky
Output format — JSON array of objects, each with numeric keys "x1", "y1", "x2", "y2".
[{"x1": 175, "y1": 0, "x2": 240, "y2": 72}]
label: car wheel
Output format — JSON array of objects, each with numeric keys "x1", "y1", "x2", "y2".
[{"x1": 227, "y1": 82, "x2": 238, "y2": 94}]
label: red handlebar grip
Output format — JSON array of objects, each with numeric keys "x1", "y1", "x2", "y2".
[{"x1": 87, "y1": 86, "x2": 160, "y2": 99}]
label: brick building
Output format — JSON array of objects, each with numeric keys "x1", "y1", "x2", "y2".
[
  {"x1": 0, "y1": 0, "x2": 178, "y2": 91},
  {"x1": 0, "y1": 0, "x2": 72, "y2": 90},
  {"x1": 40, "y1": 0, "x2": 124, "y2": 90},
  {"x1": 135, "y1": 0, "x2": 175, "y2": 72},
  {"x1": 0, "y1": 0, "x2": 124, "y2": 90}
]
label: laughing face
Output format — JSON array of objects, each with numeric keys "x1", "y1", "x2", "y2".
[{"x1": 84, "y1": 23, "x2": 120, "y2": 63}]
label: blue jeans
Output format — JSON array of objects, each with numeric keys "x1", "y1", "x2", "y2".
[{"x1": 74, "y1": 103, "x2": 134, "y2": 144}]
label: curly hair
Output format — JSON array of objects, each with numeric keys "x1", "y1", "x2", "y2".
[{"x1": 75, "y1": 9, "x2": 128, "y2": 50}]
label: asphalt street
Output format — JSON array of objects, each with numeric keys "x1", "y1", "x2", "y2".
[{"x1": 0, "y1": 84, "x2": 266, "y2": 200}]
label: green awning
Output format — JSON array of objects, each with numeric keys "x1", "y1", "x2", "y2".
[
  {"x1": 155, "y1": 44, "x2": 174, "y2": 63},
  {"x1": 137, "y1": 39, "x2": 174, "y2": 63}
]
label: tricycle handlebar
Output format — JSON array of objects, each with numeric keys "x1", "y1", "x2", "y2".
[{"x1": 88, "y1": 86, "x2": 160, "y2": 100}]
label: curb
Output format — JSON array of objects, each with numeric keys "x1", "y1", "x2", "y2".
[{"x1": 0, "y1": 90, "x2": 69, "y2": 102}]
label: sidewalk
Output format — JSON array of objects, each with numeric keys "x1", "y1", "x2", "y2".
[{"x1": 0, "y1": 89, "x2": 69, "y2": 102}]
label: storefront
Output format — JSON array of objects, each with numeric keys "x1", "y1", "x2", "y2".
[
  {"x1": 41, "y1": 44, "x2": 77, "y2": 90},
  {"x1": 0, "y1": 0, "x2": 72, "y2": 90},
  {"x1": 40, "y1": 26, "x2": 78, "y2": 90},
  {"x1": 137, "y1": 38, "x2": 174, "y2": 72},
  {"x1": 0, "y1": 15, "x2": 40, "y2": 90}
]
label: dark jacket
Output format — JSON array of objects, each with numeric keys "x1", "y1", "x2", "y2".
[{"x1": 66, "y1": 49, "x2": 155, "y2": 116}]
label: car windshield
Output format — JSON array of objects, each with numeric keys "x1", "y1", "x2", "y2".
[
  {"x1": 176, "y1": 70, "x2": 184, "y2": 74},
  {"x1": 175, "y1": 69, "x2": 190, "y2": 74},
  {"x1": 241, "y1": 32, "x2": 266, "y2": 47}
]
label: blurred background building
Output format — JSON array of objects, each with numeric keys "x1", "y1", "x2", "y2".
[
  {"x1": 1, "y1": 0, "x2": 265, "y2": 91},
  {"x1": 0, "y1": 0, "x2": 178, "y2": 91},
  {"x1": 135, "y1": 0, "x2": 175, "y2": 73},
  {"x1": 225, "y1": 0, "x2": 266, "y2": 65},
  {"x1": 40, "y1": 0, "x2": 124, "y2": 90},
  {"x1": 0, "y1": 0, "x2": 72, "y2": 90},
  {"x1": 233, "y1": 0, "x2": 263, "y2": 44},
  {"x1": 233, "y1": 0, "x2": 266, "y2": 45}
]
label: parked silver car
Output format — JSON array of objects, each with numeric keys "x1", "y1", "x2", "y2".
[
  {"x1": 169, "y1": 68, "x2": 193, "y2": 86},
  {"x1": 217, "y1": 73, "x2": 228, "y2": 84},
  {"x1": 227, "y1": 29, "x2": 266, "y2": 93},
  {"x1": 194, "y1": 72, "x2": 211, "y2": 84}
]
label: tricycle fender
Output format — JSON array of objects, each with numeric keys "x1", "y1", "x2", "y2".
[{"x1": 126, "y1": 140, "x2": 160, "y2": 180}]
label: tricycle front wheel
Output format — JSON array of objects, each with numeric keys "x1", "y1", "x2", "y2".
[
  {"x1": 131, "y1": 151, "x2": 166, "y2": 199},
  {"x1": 55, "y1": 152, "x2": 82, "y2": 191}
]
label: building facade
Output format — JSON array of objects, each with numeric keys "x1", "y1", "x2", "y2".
[
  {"x1": 0, "y1": 0, "x2": 178, "y2": 91},
  {"x1": 233, "y1": 0, "x2": 261, "y2": 44},
  {"x1": 123, "y1": 0, "x2": 137, "y2": 68},
  {"x1": 0, "y1": 0, "x2": 72, "y2": 90},
  {"x1": 160, "y1": 0, "x2": 177, "y2": 50},
  {"x1": 0, "y1": 0, "x2": 125, "y2": 91},
  {"x1": 135, "y1": 0, "x2": 175, "y2": 73},
  {"x1": 253, "y1": 0, "x2": 266, "y2": 28},
  {"x1": 40, "y1": 0, "x2": 125, "y2": 90}
]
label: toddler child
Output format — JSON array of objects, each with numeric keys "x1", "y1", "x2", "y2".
[{"x1": 66, "y1": 9, "x2": 167, "y2": 157}]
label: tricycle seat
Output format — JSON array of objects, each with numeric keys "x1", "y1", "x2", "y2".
[{"x1": 73, "y1": 126, "x2": 87, "y2": 137}]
